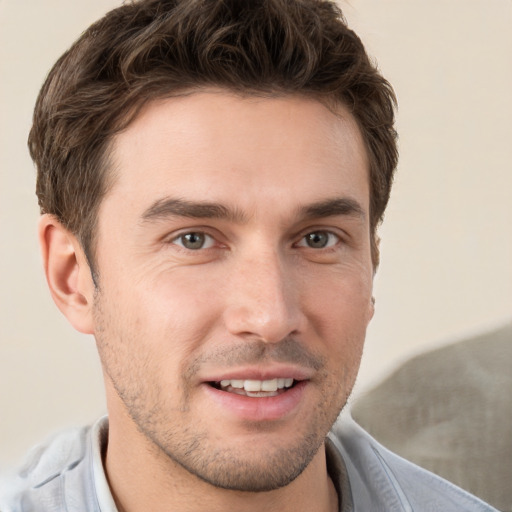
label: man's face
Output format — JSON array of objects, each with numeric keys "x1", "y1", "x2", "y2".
[{"x1": 92, "y1": 91, "x2": 374, "y2": 491}]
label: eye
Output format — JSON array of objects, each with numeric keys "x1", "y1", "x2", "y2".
[
  {"x1": 297, "y1": 230, "x2": 340, "y2": 249},
  {"x1": 172, "y1": 232, "x2": 216, "y2": 250}
]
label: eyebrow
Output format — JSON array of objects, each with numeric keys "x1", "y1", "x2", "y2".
[
  {"x1": 141, "y1": 198, "x2": 248, "y2": 223},
  {"x1": 141, "y1": 196, "x2": 365, "y2": 224},
  {"x1": 298, "y1": 197, "x2": 366, "y2": 221}
]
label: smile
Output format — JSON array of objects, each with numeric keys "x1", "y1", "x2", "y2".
[
  {"x1": 204, "y1": 376, "x2": 308, "y2": 421},
  {"x1": 212, "y1": 378, "x2": 296, "y2": 397}
]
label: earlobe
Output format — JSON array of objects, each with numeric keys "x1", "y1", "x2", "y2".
[{"x1": 39, "y1": 215, "x2": 96, "y2": 334}]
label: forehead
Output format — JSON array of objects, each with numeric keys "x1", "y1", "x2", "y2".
[{"x1": 106, "y1": 91, "x2": 369, "y2": 217}]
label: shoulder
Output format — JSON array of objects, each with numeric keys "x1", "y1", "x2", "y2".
[
  {"x1": 0, "y1": 425, "x2": 98, "y2": 512},
  {"x1": 328, "y1": 413, "x2": 499, "y2": 512}
]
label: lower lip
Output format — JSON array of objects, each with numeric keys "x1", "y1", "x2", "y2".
[{"x1": 202, "y1": 381, "x2": 308, "y2": 422}]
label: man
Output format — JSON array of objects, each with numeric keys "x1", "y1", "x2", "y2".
[{"x1": 0, "y1": 0, "x2": 497, "y2": 510}]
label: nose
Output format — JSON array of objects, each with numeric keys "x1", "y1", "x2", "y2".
[{"x1": 223, "y1": 249, "x2": 304, "y2": 343}]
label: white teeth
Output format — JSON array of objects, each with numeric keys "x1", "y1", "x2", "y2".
[
  {"x1": 261, "y1": 379, "x2": 278, "y2": 392},
  {"x1": 219, "y1": 378, "x2": 295, "y2": 392},
  {"x1": 244, "y1": 380, "x2": 261, "y2": 392}
]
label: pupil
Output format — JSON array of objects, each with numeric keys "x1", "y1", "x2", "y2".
[
  {"x1": 182, "y1": 232, "x2": 204, "y2": 249},
  {"x1": 307, "y1": 232, "x2": 328, "y2": 248}
]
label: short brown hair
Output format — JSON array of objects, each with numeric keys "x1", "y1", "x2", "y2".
[{"x1": 29, "y1": 0, "x2": 398, "y2": 269}]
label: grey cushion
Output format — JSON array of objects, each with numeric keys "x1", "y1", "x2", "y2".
[{"x1": 351, "y1": 323, "x2": 512, "y2": 511}]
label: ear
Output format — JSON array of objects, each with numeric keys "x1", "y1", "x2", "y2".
[
  {"x1": 371, "y1": 234, "x2": 381, "y2": 275},
  {"x1": 39, "y1": 214, "x2": 96, "y2": 334},
  {"x1": 368, "y1": 295, "x2": 375, "y2": 323}
]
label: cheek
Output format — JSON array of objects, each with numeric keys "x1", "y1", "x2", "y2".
[
  {"x1": 304, "y1": 263, "x2": 373, "y2": 330},
  {"x1": 302, "y1": 265, "x2": 372, "y2": 379},
  {"x1": 124, "y1": 269, "x2": 225, "y2": 360}
]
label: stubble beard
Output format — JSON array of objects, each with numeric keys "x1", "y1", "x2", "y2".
[
  {"x1": 93, "y1": 293, "x2": 357, "y2": 493},
  {"x1": 138, "y1": 371, "x2": 350, "y2": 492},
  {"x1": 114, "y1": 364, "x2": 352, "y2": 493},
  {"x1": 127, "y1": 375, "x2": 350, "y2": 493}
]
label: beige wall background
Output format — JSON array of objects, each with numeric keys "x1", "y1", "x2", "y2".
[{"x1": 0, "y1": 0, "x2": 511, "y2": 469}]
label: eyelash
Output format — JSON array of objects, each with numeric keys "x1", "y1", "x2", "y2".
[
  {"x1": 294, "y1": 230, "x2": 341, "y2": 250},
  {"x1": 170, "y1": 232, "x2": 218, "y2": 251},
  {"x1": 168, "y1": 229, "x2": 343, "y2": 252}
]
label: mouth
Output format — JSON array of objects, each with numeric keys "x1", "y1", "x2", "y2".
[
  {"x1": 209, "y1": 378, "x2": 298, "y2": 397},
  {"x1": 203, "y1": 373, "x2": 308, "y2": 421}
]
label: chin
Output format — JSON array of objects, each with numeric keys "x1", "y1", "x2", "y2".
[{"x1": 169, "y1": 439, "x2": 323, "y2": 492}]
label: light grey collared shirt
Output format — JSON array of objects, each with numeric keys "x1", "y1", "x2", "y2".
[{"x1": 0, "y1": 413, "x2": 498, "y2": 511}]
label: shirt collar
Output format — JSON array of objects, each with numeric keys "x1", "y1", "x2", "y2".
[{"x1": 90, "y1": 417, "x2": 119, "y2": 512}]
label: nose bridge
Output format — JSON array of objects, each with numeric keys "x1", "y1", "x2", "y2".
[{"x1": 224, "y1": 245, "x2": 301, "y2": 343}]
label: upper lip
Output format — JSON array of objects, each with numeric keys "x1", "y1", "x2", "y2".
[{"x1": 200, "y1": 364, "x2": 315, "y2": 383}]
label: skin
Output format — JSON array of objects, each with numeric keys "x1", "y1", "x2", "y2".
[{"x1": 40, "y1": 91, "x2": 374, "y2": 512}]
